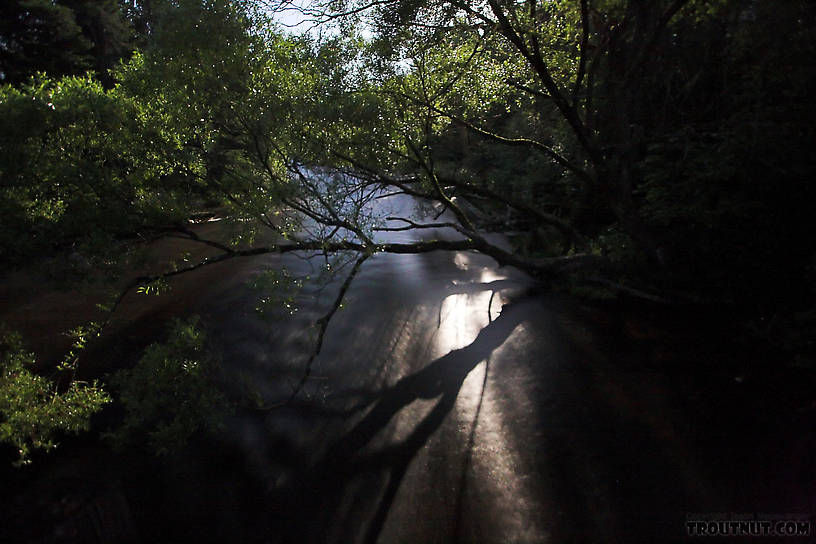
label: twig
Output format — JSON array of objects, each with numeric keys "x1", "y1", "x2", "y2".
[{"x1": 272, "y1": 252, "x2": 371, "y2": 407}]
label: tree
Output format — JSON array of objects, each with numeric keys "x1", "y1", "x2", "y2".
[
  {"x1": 0, "y1": 0, "x2": 134, "y2": 86},
  {"x1": 62, "y1": 0, "x2": 136, "y2": 86},
  {"x1": 0, "y1": 0, "x2": 92, "y2": 85},
  {"x1": 24, "y1": 0, "x2": 810, "y2": 326},
  {"x1": 2, "y1": 0, "x2": 815, "y2": 463},
  {"x1": 258, "y1": 0, "x2": 816, "y2": 305}
]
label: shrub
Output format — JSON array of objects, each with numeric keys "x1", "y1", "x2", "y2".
[
  {"x1": 0, "y1": 330, "x2": 110, "y2": 466},
  {"x1": 107, "y1": 317, "x2": 230, "y2": 456}
]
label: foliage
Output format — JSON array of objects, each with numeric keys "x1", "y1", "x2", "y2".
[
  {"x1": 0, "y1": 71, "x2": 205, "y2": 269},
  {"x1": 630, "y1": 1, "x2": 816, "y2": 304},
  {"x1": 2, "y1": 0, "x2": 815, "y2": 437},
  {"x1": 324, "y1": 0, "x2": 816, "y2": 305},
  {"x1": 0, "y1": 0, "x2": 134, "y2": 86},
  {"x1": 0, "y1": 1, "x2": 296, "y2": 266},
  {"x1": 0, "y1": 0, "x2": 92, "y2": 85},
  {"x1": 252, "y1": 269, "x2": 303, "y2": 318},
  {"x1": 3, "y1": 0, "x2": 813, "y2": 296},
  {"x1": 106, "y1": 317, "x2": 230, "y2": 457},
  {"x1": 0, "y1": 329, "x2": 111, "y2": 466},
  {"x1": 107, "y1": 0, "x2": 323, "y2": 242},
  {"x1": 0, "y1": 76, "x2": 136, "y2": 265}
]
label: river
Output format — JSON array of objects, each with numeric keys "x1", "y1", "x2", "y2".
[{"x1": 1, "y1": 192, "x2": 813, "y2": 542}]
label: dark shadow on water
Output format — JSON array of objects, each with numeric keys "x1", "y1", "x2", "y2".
[
  {"x1": 270, "y1": 298, "x2": 530, "y2": 544},
  {"x1": 5, "y1": 288, "x2": 816, "y2": 543},
  {"x1": 453, "y1": 354, "x2": 490, "y2": 543}
]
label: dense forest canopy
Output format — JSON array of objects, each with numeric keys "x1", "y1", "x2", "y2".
[{"x1": 1, "y1": 0, "x2": 815, "y2": 464}]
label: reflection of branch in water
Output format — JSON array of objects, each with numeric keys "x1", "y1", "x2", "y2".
[
  {"x1": 278, "y1": 252, "x2": 370, "y2": 407},
  {"x1": 287, "y1": 250, "x2": 325, "y2": 275},
  {"x1": 308, "y1": 250, "x2": 360, "y2": 301}
]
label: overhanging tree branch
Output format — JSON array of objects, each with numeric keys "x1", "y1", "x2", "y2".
[
  {"x1": 384, "y1": 88, "x2": 591, "y2": 182},
  {"x1": 505, "y1": 78, "x2": 551, "y2": 100},
  {"x1": 481, "y1": 0, "x2": 603, "y2": 167},
  {"x1": 439, "y1": 176, "x2": 585, "y2": 248}
]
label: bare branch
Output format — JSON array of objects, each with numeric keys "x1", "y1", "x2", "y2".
[
  {"x1": 505, "y1": 78, "x2": 551, "y2": 100},
  {"x1": 404, "y1": 136, "x2": 477, "y2": 232},
  {"x1": 278, "y1": 252, "x2": 371, "y2": 406},
  {"x1": 374, "y1": 216, "x2": 468, "y2": 234},
  {"x1": 164, "y1": 226, "x2": 236, "y2": 254},
  {"x1": 440, "y1": 176, "x2": 585, "y2": 248},
  {"x1": 383, "y1": 88, "x2": 591, "y2": 182}
]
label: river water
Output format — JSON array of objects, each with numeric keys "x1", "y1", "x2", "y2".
[{"x1": 1, "y1": 192, "x2": 814, "y2": 542}]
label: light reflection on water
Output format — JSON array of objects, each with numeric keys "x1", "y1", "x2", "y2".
[
  {"x1": 427, "y1": 254, "x2": 545, "y2": 541},
  {"x1": 209, "y1": 188, "x2": 547, "y2": 540},
  {"x1": 433, "y1": 255, "x2": 505, "y2": 354}
]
